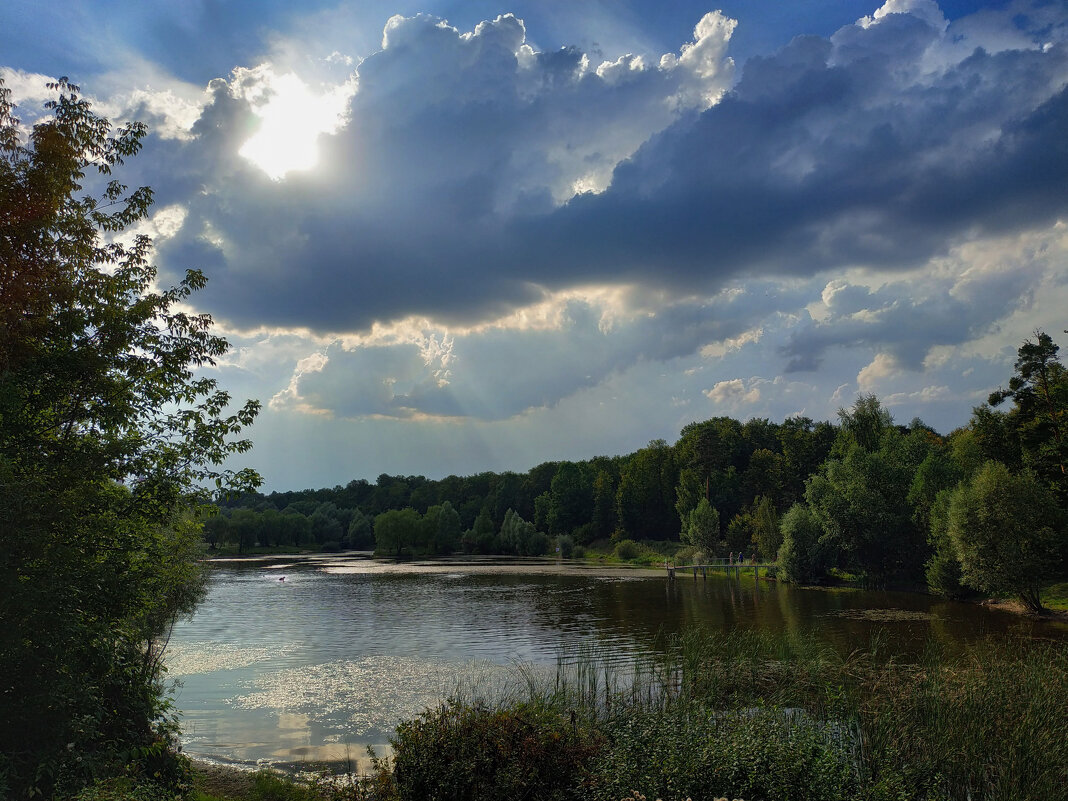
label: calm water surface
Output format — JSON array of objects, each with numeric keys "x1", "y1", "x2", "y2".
[{"x1": 167, "y1": 554, "x2": 1067, "y2": 769}]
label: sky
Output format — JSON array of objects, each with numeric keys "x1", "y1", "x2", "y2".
[{"x1": 3, "y1": 0, "x2": 1067, "y2": 490}]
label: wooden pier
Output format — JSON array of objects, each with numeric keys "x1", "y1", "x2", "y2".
[{"x1": 666, "y1": 559, "x2": 775, "y2": 581}]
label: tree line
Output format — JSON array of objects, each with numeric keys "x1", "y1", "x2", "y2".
[
  {"x1": 209, "y1": 413, "x2": 837, "y2": 557},
  {"x1": 213, "y1": 329, "x2": 1067, "y2": 613}
]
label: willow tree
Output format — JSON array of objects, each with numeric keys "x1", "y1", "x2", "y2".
[
  {"x1": 0, "y1": 79, "x2": 260, "y2": 797},
  {"x1": 948, "y1": 461, "x2": 1065, "y2": 613}
]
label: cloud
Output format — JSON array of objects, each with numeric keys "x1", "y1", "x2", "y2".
[
  {"x1": 706, "y1": 378, "x2": 761, "y2": 405},
  {"x1": 6, "y1": 2, "x2": 1068, "y2": 487},
  {"x1": 30, "y1": 3, "x2": 1051, "y2": 348},
  {"x1": 779, "y1": 222, "x2": 1068, "y2": 372},
  {"x1": 137, "y1": 10, "x2": 739, "y2": 331},
  {"x1": 270, "y1": 282, "x2": 802, "y2": 421}
]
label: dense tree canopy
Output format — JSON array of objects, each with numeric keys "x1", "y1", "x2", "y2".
[
  {"x1": 948, "y1": 462, "x2": 1065, "y2": 612},
  {"x1": 0, "y1": 79, "x2": 259, "y2": 797}
]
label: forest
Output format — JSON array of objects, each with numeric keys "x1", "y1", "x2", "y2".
[{"x1": 211, "y1": 330, "x2": 1068, "y2": 611}]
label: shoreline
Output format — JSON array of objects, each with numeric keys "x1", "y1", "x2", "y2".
[
  {"x1": 204, "y1": 551, "x2": 1068, "y2": 622},
  {"x1": 977, "y1": 597, "x2": 1068, "y2": 623}
]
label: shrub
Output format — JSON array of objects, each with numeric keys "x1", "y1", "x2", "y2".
[
  {"x1": 777, "y1": 504, "x2": 827, "y2": 584},
  {"x1": 557, "y1": 535, "x2": 575, "y2": 558},
  {"x1": 525, "y1": 531, "x2": 552, "y2": 557},
  {"x1": 389, "y1": 700, "x2": 602, "y2": 801},
  {"x1": 613, "y1": 539, "x2": 642, "y2": 560}
]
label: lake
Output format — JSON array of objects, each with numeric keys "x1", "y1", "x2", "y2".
[{"x1": 167, "y1": 553, "x2": 1067, "y2": 771}]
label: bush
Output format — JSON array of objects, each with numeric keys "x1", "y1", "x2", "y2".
[
  {"x1": 389, "y1": 700, "x2": 602, "y2": 801},
  {"x1": 613, "y1": 539, "x2": 643, "y2": 560},
  {"x1": 571, "y1": 522, "x2": 596, "y2": 545},
  {"x1": 557, "y1": 535, "x2": 575, "y2": 558},
  {"x1": 777, "y1": 504, "x2": 827, "y2": 584}
]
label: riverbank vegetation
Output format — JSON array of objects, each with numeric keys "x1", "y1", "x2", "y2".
[{"x1": 188, "y1": 630, "x2": 1068, "y2": 801}]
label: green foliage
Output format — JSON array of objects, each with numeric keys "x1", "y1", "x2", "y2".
[
  {"x1": 750, "y1": 494, "x2": 781, "y2": 561},
  {"x1": 374, "y1": 630, "x2": 1068, "y2": 801},
  {"x1": 947, "y1": 461, "x2": 1066, "y2": 611},
  {"x1": 909, "y1": 448, "x2": 963, "y2": 519},
  {"x1": 615, "y1": 440, "x2": 679, "y2": 540},
  {"x1": 589, "y1": 470, "x2": 617, "y2": 540},
  {"x1": 429, "y1": 501, "x2": 461, "y2": 554},
  {"x1": 860, "y1": 638, "x2": 1068, "y2": 801},
  {"x1": 389, "y1": 699, "x2": 602, "y2": 801},
  {"x1": 681, "y1": 497, "x2": 719, "y2": 551},
  {"x1": 834, "y1": 393, "x2": 895, "y2": 454},
  {"x1": 725, "y1": 511, "x2": 752, "y2": 553},
  {"x1": 988, "y1": 331, "x2": 1068, "y2": 497},
  {"x1": 924, "y1": 489, "x2": 970, "y2": 599},
  {"x1": 592, "y1": 706, "x2": 862, "y2": 801},
  {"x1": 373, "y1": 508, "x2": 421, "y2": 558},
  {"x1": 546, "y1": 461, "x2": 593, "y2": 536},
  {"x1": 498, "y1": 508, "x2": 536, "y2": 555},
  {"x1": 806, "y1": 402, "x2": 929, "y2": 583},
  {"x1": 0, "y1": 79, "x2": 259, "y2": 798},
  {"x1": 613, "y1": 538, "x2": 643, "y2": 560},
  {"x1": 348, "y1": 509, "x2": 374, "y2": 548},
  {"x1": 777, "y1": 503, "x2": 827, "y2": 584}
]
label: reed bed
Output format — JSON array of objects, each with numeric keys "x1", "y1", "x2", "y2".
[{"x1": 324, "y1": 629, "x2": 1068, "y2": 801}]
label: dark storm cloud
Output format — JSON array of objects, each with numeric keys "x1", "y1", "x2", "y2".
[
  {"x1": 526, "y1": 26, "x2": 1068, "y2": 289},
  {"x1": 143, "y1": 5, "x2": 1067, "y2": 341}
]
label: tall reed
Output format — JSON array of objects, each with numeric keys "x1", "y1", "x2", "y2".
[{"x1": 375, "y1": 628, "x2": 1068, "y2": 801}]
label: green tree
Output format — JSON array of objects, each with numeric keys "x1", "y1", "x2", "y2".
[
  {"x1": 590, "y1": 469, "x2": 617, "y2": 540},
  {"x1": 434, "y1": 500, "x2": 462, "y2": 553},
  {"x1": 616, "y1": 440, "x2": 678, "y2": 540},
  {"x1": 682, "y1": 497, "x2": 719, "y2": 552},
  {"x1": 777, "y1": 504, "x2": 827, "y2": 584},
  {"x1": 777, "y1": 416, "x2": 836, "y2": 503},
  {"x1": 806, "y1": 432, "x2": 926, "y2": 584},
  {"x1": 374, "y1": 508, "x2": 422, "y2": 558},
  {"x1": 947, "y1": 461, "x2": 1066, "y2": 612},
  {"x1": 743, "y1": 449, "x2": 786, "y2": 508},
  {"x1": 750, "y1": 494, "x2": 782, "y2": 561},
  {"x1": 347, "y1": 508, "x2": 374, "y2": 548},
  {"x1": 925, "y1": 488, "x2": 969, "y2": 598},
  {"x1": 309, "y1": 507, "x2": 343, "y2": 545},
  {"x1": 546, "y1": 461, "x2": 592, "y2": 536},
  {"x1": 725, "y1": 512, "x2": 752, "y2": 553},
  {"x1": 462, "y1": 508, "x2": 497, "y2": 553},
  {"x1": 989, "y1": 331, "x2": 1068, "y2": 497},
  {"x1": 0, "y1": 79, "x2": 259, "y2": 797},
  {"x1": 834, "y1": 393, "x2": 894, "y2": 455}
]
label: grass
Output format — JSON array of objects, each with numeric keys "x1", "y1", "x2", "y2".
[
  {"x1": 380, "y1": 629, "x2": 1068, "y2": 801},
  {"x1": 1041, "y1": 581, "x2": 1068, "y2": 612}
]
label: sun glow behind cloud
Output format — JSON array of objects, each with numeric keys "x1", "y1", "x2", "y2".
[{"x1": 238, "y1": 70, "x2": 354, "y2": 180}]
